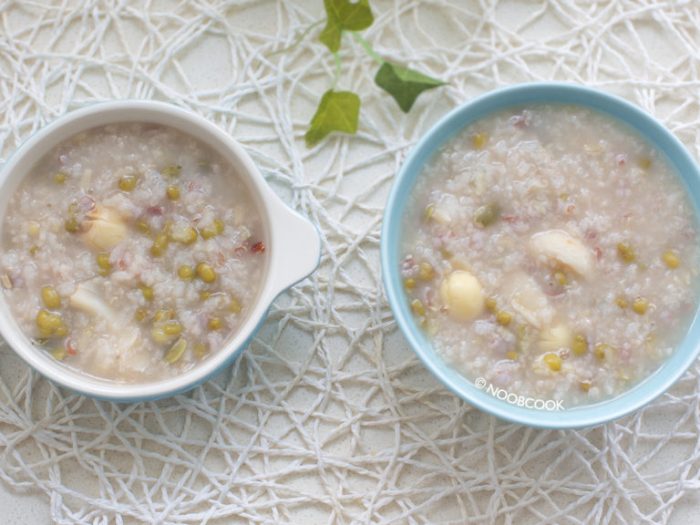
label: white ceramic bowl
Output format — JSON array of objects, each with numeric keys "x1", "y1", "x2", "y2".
[{"x1": 0, "y1": 101, "x2": 321, "y2": 401}]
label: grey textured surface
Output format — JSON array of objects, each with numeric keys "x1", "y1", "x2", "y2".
[{"x1": 2, "y1": 0, "x2": 700, "y2": 523}]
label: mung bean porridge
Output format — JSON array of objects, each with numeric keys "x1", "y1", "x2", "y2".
[
  {"x1": 1, "y1": 123, "x2": 266, "y2": 382},
  {"x1": 400, "y1": 104, "x2": 700, "y2": 408}
]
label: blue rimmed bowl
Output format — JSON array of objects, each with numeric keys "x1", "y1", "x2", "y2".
[{"x1": 380, "y1": 83, "x2": 700, "y2": 428}]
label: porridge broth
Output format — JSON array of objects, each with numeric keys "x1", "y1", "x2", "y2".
[{"x1": 1, "y1": 123, "x2": 265, "y2": 382}]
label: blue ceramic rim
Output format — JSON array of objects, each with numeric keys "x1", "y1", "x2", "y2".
[{"x1": 380, "y1": 82, "x2": 700, "y2": 429}]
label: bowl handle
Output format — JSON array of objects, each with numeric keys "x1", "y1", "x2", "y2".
[{"x1": 267, "y1": 196, "x2": 321, "y2": 295}]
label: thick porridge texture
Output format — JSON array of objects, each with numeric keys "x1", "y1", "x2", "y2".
[
  {"x1": 401, "y1": 105, "x2": 700, "y2": 407},
  {"x1": 1, "y1": 124, "x2": 265, "y2": 382}
]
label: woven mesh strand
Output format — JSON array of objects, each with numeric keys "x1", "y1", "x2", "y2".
[{"x1": 2, "y1": 0, "x2": 700, "y2": 523}]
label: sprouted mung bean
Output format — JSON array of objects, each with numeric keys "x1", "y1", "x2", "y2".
[
  {"x1": 400, "y1": 104, "x2": 700, "y2": 407},
  {"x1": 1, "y1": 123, "x2": 265, "y2": 382}
]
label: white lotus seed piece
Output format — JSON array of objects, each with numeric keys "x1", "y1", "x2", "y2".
[
  {"x1": 81, "y1": 205, "x2": 127, "y2": 251},
  {"x1": 503, "y1": 271, "x2": 553, "y2": 328},
  {"x1": 431, "y1": 206, "x2": 451, "y2": 224},
  {"x1": 69, "y1": 280, "x2": 114, "y2": 319},
  {"x1": 538, "y1": 323, "x2": 573, "y2": 352},
  {"x1": 529, "y1": 229, "x2": 593, "y2": 277},
  {"x1": 440, "y1": 270, "x2": 484, "y2": 320}
]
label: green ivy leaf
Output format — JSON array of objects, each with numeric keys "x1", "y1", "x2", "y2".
[
  {"x1": 374, "y1": 61, "x2": 446, "y2": 112},
  {"x1": 319, "y1": 0, "x2": 374, "y2": 52},
  {"x1": 319, "y1": 24, "x2": 342, "y2": 53},
  {"x1": 305, "y1": 90, "x2": 360, "y2": 146}
]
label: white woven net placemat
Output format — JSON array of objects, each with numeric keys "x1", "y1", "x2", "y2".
[{"x1": 2, "y1": 1, "x2": 700, "y2": 523}]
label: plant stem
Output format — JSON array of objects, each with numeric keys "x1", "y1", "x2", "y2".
[
  {"x1": 351, "y1": 32, "x2": 383, "y2": 65},
  {"x1": 332, "y1": 51, "x2": 342, "y2": 88}
]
